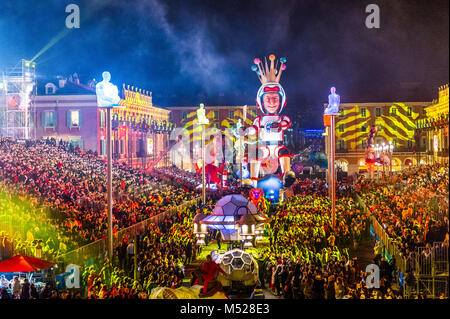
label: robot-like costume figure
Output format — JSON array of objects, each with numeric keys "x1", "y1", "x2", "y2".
[{"x1": 247, "y1": 54, "x2": 293, "y2": 187}]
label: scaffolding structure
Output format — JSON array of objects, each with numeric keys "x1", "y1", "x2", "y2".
[{"x1": 0, "y1": 59, "x2": 36, "y2": 139}]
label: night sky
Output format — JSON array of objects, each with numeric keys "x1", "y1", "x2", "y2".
[{"x1": 0, "y1": 0, "x2": 448, "y2": 128}]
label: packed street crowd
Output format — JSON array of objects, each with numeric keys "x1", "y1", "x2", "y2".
[
  {"x1": 250, "y1": 188, "x2": 403, "y2": 299},
  {"x1": 0, "y1": 138, "x2": 196, "y2": 259},
  {"x1": 360, "y1": 164, "x2": 449, "y2": 265},
  {"x1": 0, "y1": 138, "x2": 447, "y2": 299}
]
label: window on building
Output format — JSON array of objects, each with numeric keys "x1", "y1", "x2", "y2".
[
  {"x1": 338, "y1": 140, "x2": 345, "y2": 150},
  {"x1": 45, "y1": 83, "x2": 56, "y2": 95},
  {"x1": 229, "y1": 110, "x2": 235, "y2": 119},
  {"x1": 360, "y1": 107, "x2": 367, "y2": 118},
  {"x1": 99, "y1": 110, "x2": 105, "y2": 128},
  {"x1": 375, "y1": 108, "x2": 382, "y2": 117},
  {"x1": 422, "y1": 106, "x2": 427, "y2": 115},
  {"x1": 390, "y1": 107, "x2": 397, "y2": 116},
  {"x1": 406, "y1": 107, "x2": 412, "y2": 117},
  {"x1": 100, "y1": 139, "x2": 106, "y2": 155},
  {"x1": 42, "y1": 110, "x2": 56, "y2": 128},
  {"x1": 407, "y1": 140, "x2": 413, "y2": 149},
  {"x1": 67, "y1": 110, "x2": 82, "y2": 128},
  {"x1": 360, "y1": 125, "x2": 367, "y2": 132},
  {"x1": 393, "y1": 139, "x2": 398, "y2": 147},
  {"x1": 68, "y1": 137, "x2": 83, "y2": 149},
  {"x1": 338, "y1": 124, "x2": 345, "y2": 133},
  {"x1": 213, "y1": 110, "x2": 219, "y2": 120},
  {"x1": 339, "y1": 110, "x2": 345, "y2": 118},
  {"x1": 120, "y1": 140, "x2": 124, "y2": 154}
]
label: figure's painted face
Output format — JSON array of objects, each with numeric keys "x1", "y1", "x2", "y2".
[{"x1": 263, "y1": 92, "x2": 280, "y2": 114}]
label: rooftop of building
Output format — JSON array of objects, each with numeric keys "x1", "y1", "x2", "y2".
[{"x1": 36, "y1": 73, "x2": 96, "y2": 96}]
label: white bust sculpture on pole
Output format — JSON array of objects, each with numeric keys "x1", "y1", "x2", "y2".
[
  {"x1": 196, "y1": 103, "x2": 210, "y2": 125},
  {"x1": 96, "y1": 71, "x2": 121, "y2": 107},
  {"x1": 324, "y1": 86, "x2": 340, "y2": 115}
]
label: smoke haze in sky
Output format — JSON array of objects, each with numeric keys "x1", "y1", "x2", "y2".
[{"x1": 0, "y1": 0, "x2": 448, "y2": 127}]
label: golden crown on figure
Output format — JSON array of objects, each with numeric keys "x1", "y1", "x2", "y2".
[{"x1": 251, "y1": 54, "x2": 287, "y2": 85}]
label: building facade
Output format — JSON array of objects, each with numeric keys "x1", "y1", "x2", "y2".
[
  {"x1": 34, "y1": 76, "x2": 171, "y2": 169},
  {"x1": 415, "y1": 84, "x2": 449, "y2": 165},
  {"x1": 326, "y1": 101, "x2": 430, "y2": 175},
  {"x1": 167, "y1": 105, "x2": 259, "y2": 171}
]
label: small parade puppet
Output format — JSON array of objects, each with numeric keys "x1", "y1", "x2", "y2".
[{"x1": 247, "y1": 54, "x2": 293, "y2": 188}]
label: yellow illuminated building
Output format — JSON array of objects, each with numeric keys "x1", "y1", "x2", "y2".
[
  {"x1": 98, "y1": 84, "x2": 171, "y2": 168},
  {"x1": 415, "y1": 84, "x2": 449, "y2": 165},
  {"x1": 325, "y1": 101, "x2": 430, "y2": 175}
]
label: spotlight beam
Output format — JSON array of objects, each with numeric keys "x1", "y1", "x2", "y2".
[{"x1": 30, "y1": 28, "x2": 71, "y2": 62}]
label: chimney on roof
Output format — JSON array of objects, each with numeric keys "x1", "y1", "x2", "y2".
[
  {"x1": 56, "y1": 75, "x2": 67, "y2": 89},
  {"x1": 73, "y1": 73, "x2": 80, "y2": 85}
]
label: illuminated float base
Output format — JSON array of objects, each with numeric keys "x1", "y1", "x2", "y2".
[
  {"x1": 150, "y1": 286, "x2": 227, "y2": 299},
  {"x1": 257, "y1": 175, "x2": 283, "y2": 203}
]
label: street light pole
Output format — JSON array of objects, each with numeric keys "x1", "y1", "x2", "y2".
[
  {"x1": 240, "y1": 105, "x2": 247, "y2": 188},
  {"x1": 96, "y1": 71, "x2": 124, "y2": 265},
  {"x1": 330, "y1": 114, "x2": 336, "y2": 230},
  {"x1": 324, "y1": 87, "x2": 339, "y2": 230},
  {"x1": 389, "y1": 141, "x2": 393, "y2": 181},
  {"x1": 202, "y1": 123, "x2": 206, "y2": 205},
  {"x1": 239, "y1": 134, "x2": 243, "y2": 188},
  {"x1": 106, "y1": 107, "x2": 113, "y2": 261}
]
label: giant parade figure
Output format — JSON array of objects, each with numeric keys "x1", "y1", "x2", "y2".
[{"x1": 246, "y1": 54, "x2": 294, "y2": 189}]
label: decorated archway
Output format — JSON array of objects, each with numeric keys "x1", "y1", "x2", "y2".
[
  {"x1": 358, "y1": 158, "x2": 369, "y2": 173},
  {"x1": 336, "y1": 159, "x2": 349, "y2": 172},
  {"x1": 404, "y1": 158, "x2": 416, "y2": 167},
  {"x1": 391, "y1": 158, "x2": 402, "y2": 172}
]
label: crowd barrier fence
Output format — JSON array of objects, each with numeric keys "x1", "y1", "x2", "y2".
[
  {"x1": 55, "y1": 197, "x2": 201, "y2": 271},
  {"x1": 356, "y1": 193, "x2": 448, "y2": 299}
]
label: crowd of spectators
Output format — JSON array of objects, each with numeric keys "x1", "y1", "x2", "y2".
[
  {"x1": 75, "y1": 203, "x2": 199, "y2": 299},
  {"x1": 1, "y1": 137, "x2": 447, "y2": 300},
  {"x1": 360, "y1": 164, "x2": 449, "y2": 265},
  {"x1": 250, "y1": 191, "x2": 403, "y2": 299},
  {"x1": 0, "y1": 138, "x2": 196, "y2": 259}
]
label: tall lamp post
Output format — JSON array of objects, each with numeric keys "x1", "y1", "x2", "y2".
[
  {"x1": 388, "y1": 141, "x2": 394, "y2": 180},
  {"x1": 96, "y1": 71, "x2": 125, "y2": 261},
  {"x1": 374, "y1": 144, "x2": 380, "y2": 180},
  {"x1": 323, "y1": 87, "x2": 340, "y2": 230},
  {"x1": 197, "y1": 103, "x2": 209, "y2": 205},
  {"x1": 375, "y1": 141, "x2": 394, "y2": 182},
  {"x1": 381, "y1": 142, "x2": 387, "y2": 181},
  {"x1": 240, "y1": 105, "x2": 247, "y2": 188}
]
